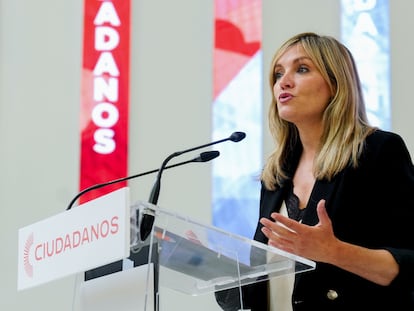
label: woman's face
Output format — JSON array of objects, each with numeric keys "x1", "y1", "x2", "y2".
[{"x1": 273, "y1": 43, "x2": 332, "y2": 128}]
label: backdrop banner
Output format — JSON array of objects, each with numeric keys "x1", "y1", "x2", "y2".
[
  {"x1": 79, "y1": 0, "x2": 131, "y2": 204},
  {"x1": 212, "y1": 0, "x2": 263, "y2": 239}
]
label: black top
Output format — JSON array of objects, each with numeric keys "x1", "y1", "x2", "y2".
[{"x1": 285, "y1": 180, "x2": 305, "y2": 222}]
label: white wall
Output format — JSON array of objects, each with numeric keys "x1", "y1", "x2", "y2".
[
  {"x1": 1, "y1": 1, "x2": 412, "y2": 310},
  {"x1": 389, "y1": 2, "x2": 414, "y2": 152}
]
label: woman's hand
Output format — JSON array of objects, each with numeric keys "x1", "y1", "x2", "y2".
[
  {"x1": 260, "y1": 199, "x2": 399, "y2": 285},
  {"x1": 260, "y1": 199, "x2": 339, "y2": 263}
]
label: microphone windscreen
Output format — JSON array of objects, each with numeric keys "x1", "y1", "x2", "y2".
[
  {"x1": 229, "y1": 131, "x2": 246, "y2": 142},
  {"x1": 199, "y1": 150, "x2": 220, "y2": 162}
]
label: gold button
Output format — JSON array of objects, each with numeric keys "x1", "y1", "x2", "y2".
[{"x1": 327, "y1": 289, "x2": 338, "y2": 300}]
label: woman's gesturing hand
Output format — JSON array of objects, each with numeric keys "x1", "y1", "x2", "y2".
[{"x1": 260, "y1": 199, "x2": 339, "y2": 263}]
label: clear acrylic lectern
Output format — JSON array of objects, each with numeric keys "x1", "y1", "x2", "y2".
[{"x1": 73, "y1": 200, "x2": 316, "y2": 311}]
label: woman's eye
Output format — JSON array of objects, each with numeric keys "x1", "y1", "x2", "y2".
[
  {"x1": 298, "y1": 65, "x2": 309, "y2": 73},
  {"x1": 274, "y1": 72, "x2": 283, "y2": 80}
]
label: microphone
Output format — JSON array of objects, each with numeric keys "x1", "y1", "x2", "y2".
[
  {"x1": 140, "y1": 131, "x2": 246, "y2": 241},
  {"x1": 66, "y1": 150, "x2": 220, "y2": 210},
  {"x1": 148, "y1": 131, "x2": 246, "y2": 205}
]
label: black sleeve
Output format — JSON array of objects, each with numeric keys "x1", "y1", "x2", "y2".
[
  {"x1": 371, "y1": 132, "x2": 414, "y2": 290},
  {"x1": 386, "y1": 247, "x2": 414, "y2": 290}
]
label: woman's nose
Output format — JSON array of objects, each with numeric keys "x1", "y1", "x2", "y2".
[{"x1": 278, "y1": 73, "x2": 293, "y2": 89}]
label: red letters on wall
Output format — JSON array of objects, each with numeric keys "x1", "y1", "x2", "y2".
[{"x1": 79, "y1": 0, "x2": 131, "y2": 204}]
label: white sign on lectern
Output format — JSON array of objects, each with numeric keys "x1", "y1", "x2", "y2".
[{"x1": 17, "y1": 187, "x2": 130, "y2": 290}]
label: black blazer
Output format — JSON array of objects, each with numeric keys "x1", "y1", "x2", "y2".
[{"x1": 216, "y1": 130, "x2": 414, "y2": 311}]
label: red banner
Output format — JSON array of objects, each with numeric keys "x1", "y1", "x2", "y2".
[
  {"x1": 213, "y1": 0, "x2": 261, "y2": 99},
  {"x1": 79, "y1": 0, "x2": 131, "y2": 204},
  {"x1": 212, "y1": 0, "x2": 262, "y2": 238}
]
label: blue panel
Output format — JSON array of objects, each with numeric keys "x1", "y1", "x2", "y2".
[
  {"x1": 212, "y1": 52, "x2": 263, "y2": 239},
  {"x1": 341, "y1": 0, "x2": 391, "y2": 129}
]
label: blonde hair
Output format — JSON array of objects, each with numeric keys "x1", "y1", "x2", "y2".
[{"x1": 261, "y1": 32, "x2": 375, "y2": 190}]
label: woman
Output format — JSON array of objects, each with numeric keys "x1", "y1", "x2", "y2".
[{"x1": 216, "y1": 32, "x2": 414, "y2": 310}]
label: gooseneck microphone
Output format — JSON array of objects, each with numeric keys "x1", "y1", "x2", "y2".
[
  {"x1": 148, "y1": 131, "x2": 246, "y2": 206},
  {"x1": 66, "y1": 150, "x2": 220, "y2": 210},
  {"x1": 140, "y1": 131, "x2": 246, "y2": 241}
]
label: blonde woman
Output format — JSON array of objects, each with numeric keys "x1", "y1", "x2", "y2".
[{"x1": 216, "y1": 32, "x2": 414, "y2": 310}]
